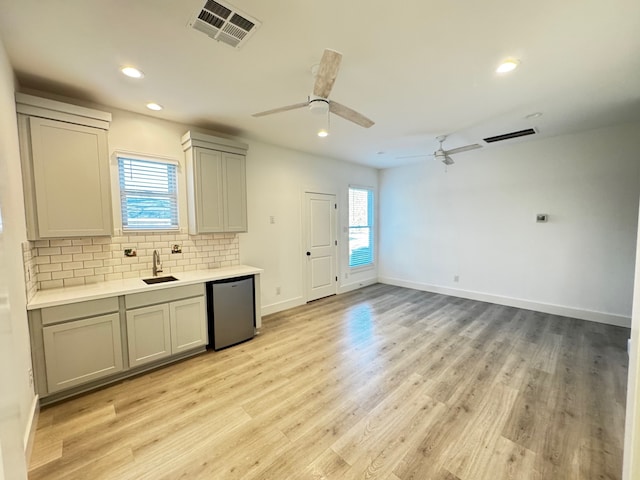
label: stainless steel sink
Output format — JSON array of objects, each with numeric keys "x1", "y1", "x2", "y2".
[{"x1": 143, "y1": 275, "x2": 179, "y2": 285}]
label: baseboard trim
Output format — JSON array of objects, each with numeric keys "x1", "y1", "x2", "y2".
[
  {"x1": 378, "y1": 276, "x2": 631, "y2": 328},
  {"x1": 261, "y1": 296, "x2": 306, "y2": 317},
  {"x1": 24, "y1": 394, "x2": 39, "y2": 463},
  {"x1": 338, "y1": 278, "x2": 378, "y2": 295}
]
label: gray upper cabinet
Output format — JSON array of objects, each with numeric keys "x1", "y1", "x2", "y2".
[
  {"x1": 16, "y1": 93, "x2": 113, "y2": 240},
  {"x1": 182, "y1": 131, "x2": 248, "y2": 234}
]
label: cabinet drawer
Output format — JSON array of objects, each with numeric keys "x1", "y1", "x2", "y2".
[
  {"x1": 41, "y1": 297, "x2": 119, "y2": 325},
  {"x1": 125, "y1": 283, "x2": 204, "y2": 309}
]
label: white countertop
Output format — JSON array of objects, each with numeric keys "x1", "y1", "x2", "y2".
[{"x1": 27, "y1": 265, "x2": 263, "y2": 310}]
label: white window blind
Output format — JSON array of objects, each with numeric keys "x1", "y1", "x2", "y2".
[
  {"x1": 118, "y1": 157, "x2": 178, "y2": 231},
  {"x1": 348, "y1": 187, "x2": 374, "y2": 268}
]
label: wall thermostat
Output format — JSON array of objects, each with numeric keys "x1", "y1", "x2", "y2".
[{"x1": 536, "y1": 214, "x2": 549, "y2": 223}]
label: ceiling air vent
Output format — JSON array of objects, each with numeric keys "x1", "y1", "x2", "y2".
[
  {"x1": 189, "y1": 0, "x2": 261, "y2": 49},
  {"x1": 483, "y1": 128, "x2": 537, "y2": 143}
]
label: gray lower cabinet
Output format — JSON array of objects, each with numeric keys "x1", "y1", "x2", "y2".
[
  {"x1": 38, "y1": 298, "x2": 123, "y2": 394},
  {"x1": 125, "y1": 284, "x2": 207, "y2": 368},
  {"x1": 30, "y1": 283, "x2": 208, "y2": 402},
  {"x1": 126, "y1": 304, "x2": 172, "y2": 368}
]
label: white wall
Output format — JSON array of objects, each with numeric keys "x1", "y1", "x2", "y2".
[
  {"x1": 24, "y1": 95, "x2": 379, "y2": 316},
  {"x1": 624, "y1": 198, "x2": 640, "y2": 479},
  {"x1": 379, "y1": 122, "x2": 640, "y2": 326},
  {"x1": 0, "y1": 40, "x2": 32, "y2": 479},
  {"x1": 239, "y1": 141, "x2": 378, "y2": 315}
]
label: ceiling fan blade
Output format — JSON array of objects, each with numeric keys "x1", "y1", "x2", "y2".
[
  {"x1": 329, "y1": 101, "x2": 375, "y2": 128},
  {"x1": 313, "y1": 49, "x2": 342, "y2": 98},
  {"x1": 252, "y1": 101, "x2": 309, "y2": 117},
  {"x1": 444, "y1": 143, "x2": 482, "y2": 155}
]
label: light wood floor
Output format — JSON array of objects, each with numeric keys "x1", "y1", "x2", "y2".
[{"x1": 28, "y1": 284, "x2": 629, "y2": 479}]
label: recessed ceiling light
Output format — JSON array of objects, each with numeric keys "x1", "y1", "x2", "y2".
[
  {"x1": 121, "y1": 66, "x2": 144, "y2": 79},
  {"x1": 317, "y1": 129, "x2": 329, "y2": 138},
  {"x1": 496, "y1": 59, "x2": 520, "y2": 73},
  {"x1": 525, "y1": 112, "x2": 543, "y2": 119},
  {"x1": 146, "y1": 102, "x2": 163, "y2": 111}
]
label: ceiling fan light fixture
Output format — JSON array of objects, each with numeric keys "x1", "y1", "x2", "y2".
[
  {"x1": 121, "y1": 66, "x2": 144, "y2": 78},
  {"x1": 496, "y1": 59, "x2": 520, "y2": 73},
  {"x1": 308, "y1": 97, "x2": 329, "y2": 115}
]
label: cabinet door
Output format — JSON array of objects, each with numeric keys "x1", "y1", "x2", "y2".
[
  {"x1": 194, "y1": 148, "x2": 224, "y2": 232},
  {"x1": 170, "y1": 296, "x2": 207, "y2": 354},
  {"x1": 29, "y1": 117, "x2": 112, "y2": 238},
  {"x1": 43, "y1": 313, "x2": 123, "y2": 393},
  {"x1": 126, "y1": 304, "x2": 171, "y2": 368},
  {"x1": 222, "y1": 152, "x2": 247, "y2": 232}
]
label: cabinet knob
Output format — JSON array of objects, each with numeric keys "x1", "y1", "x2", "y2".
[{"x1": 306, "y1": 251, "x2": 311, "y2": 256}]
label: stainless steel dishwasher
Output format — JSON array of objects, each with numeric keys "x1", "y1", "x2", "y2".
[{"x1": 206, "y1": 275, "x2": 255, "y2": 350}]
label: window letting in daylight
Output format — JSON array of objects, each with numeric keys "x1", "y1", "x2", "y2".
[
  {"x1": 117, "y1": 156, "x2": 178, "y2": 231},
  {"x1": 348, "y1": 186, "x2": 374, "y2": 268}
]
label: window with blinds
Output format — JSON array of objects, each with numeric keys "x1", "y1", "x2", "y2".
[
  {"x1": 117, "y1": 157, "x2": 179, "y2": 231},
  {"x1": 348, "y1": 186, "x2": 374, "y2": 268}
]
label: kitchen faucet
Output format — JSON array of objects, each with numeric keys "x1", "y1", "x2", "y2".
[{"x1": 152, "y1": 250, "x2": 163, "y2": 276}]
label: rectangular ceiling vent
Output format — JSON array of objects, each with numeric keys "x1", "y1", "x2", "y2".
[
  {"x1": 189, "y1": 0, "x2": 261, "y2": 49},
  {"x1": 483, "y1": 128, "x2": 537, "y2": 143}
]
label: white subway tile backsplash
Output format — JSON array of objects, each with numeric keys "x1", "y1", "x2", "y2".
[
  {"x1": 39, "y1": 263, "x2": 62, "y2": 273},
  {"x1": 38, "y1": 247, "x2": 61, "y2": 256},
  {"x1": 71, "y1": 238, "x2": 92, "y2": 246},
  {"x1": 74, "y1": 268, "x2": 95, "y2": 277},
  {"x1": 50, "y1": 239, "x2": 72, "y2": 247},
  {"x1": 37, "y1": 272, "x2": 52, "y2": 282},
  {"x1": 84, "y1": 260, "x2": 104, "y2": 268},
  {"x1": 52, "y1": 271, "x2": 74, "y2": 280},
  {"x1": 64, "y1": 277, "x2": 85, "y2": 287},
  {"x1": 27, "y1": 232, "x2": 240, "y2": 291},
  {"x1": 62, "y1": 262, "x2": 84, "y2": 271},
  {"x1": 50, "y1": 254, "x2": 73, "y2": 263},
  {"x1": 42, "y1": 279, "x2": 64, "y2": 289}
]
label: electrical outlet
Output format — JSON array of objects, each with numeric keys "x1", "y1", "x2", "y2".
[
  {"x1": 269, "y1": 216, "x2": 276, "y2": 224},
  {"x1": 454, "y1": 275, "x2": 459, "y2": 282},
  {"x1": 276, "y1": 286, "x2": 281, "y2": 295},
  {"x1": 28, "y1": 368, "x2": 33, "y2": 388},
  {"x1": 124, "y1": 248, "x2": 137, "y2": 257},
  {"x1": 344, "y1": 273, "x2": 348, "y2": 279},
  {"x1": 171, "y1": 244, "x2": 182, "y2": 254}
]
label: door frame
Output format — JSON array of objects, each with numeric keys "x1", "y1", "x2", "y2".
[{"x1": 302, "y1": 187, "x2": 339, "y2": 303}]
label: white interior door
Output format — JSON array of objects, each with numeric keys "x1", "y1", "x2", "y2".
[{"x1": 305, "y1": 192, "x2": 337, "y2": 302}]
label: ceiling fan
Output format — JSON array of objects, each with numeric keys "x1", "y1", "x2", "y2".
[
  {"x1": 252, "y1": 49, "x2": 375, "y2": 129},
  {"x1": 432, "y1": 135, "x2": 482, "y2": 165},
  {"x1": 398, "y1": 135, "x2": 482, "y2": 166}
]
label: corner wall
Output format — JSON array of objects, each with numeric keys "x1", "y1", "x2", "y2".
[
  {"x1": 379, "y1": 122, "x2": 640, "y2": 326},
  {"x1": 0, "y1": 40, "x2": 33, "y2": 478},
  {"x1": 239, "y1": 140, "x2": 378, "y2": 315}
]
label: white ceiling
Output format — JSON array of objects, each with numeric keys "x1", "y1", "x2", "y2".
[{"x1": 1, "y1": 0, "x2": 639, "y2": 169}]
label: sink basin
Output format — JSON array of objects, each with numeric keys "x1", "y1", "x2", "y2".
[{"x1": 143, "y1": 275, "x2": 179, "y2": 285}]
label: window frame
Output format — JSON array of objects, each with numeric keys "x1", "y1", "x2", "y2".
[
  {"x1": 348, "y1": 185, "x2": 375, "y2": 270},
  {"x1": 115, "y1": 152, "x2": 180, "y2": 233}
]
